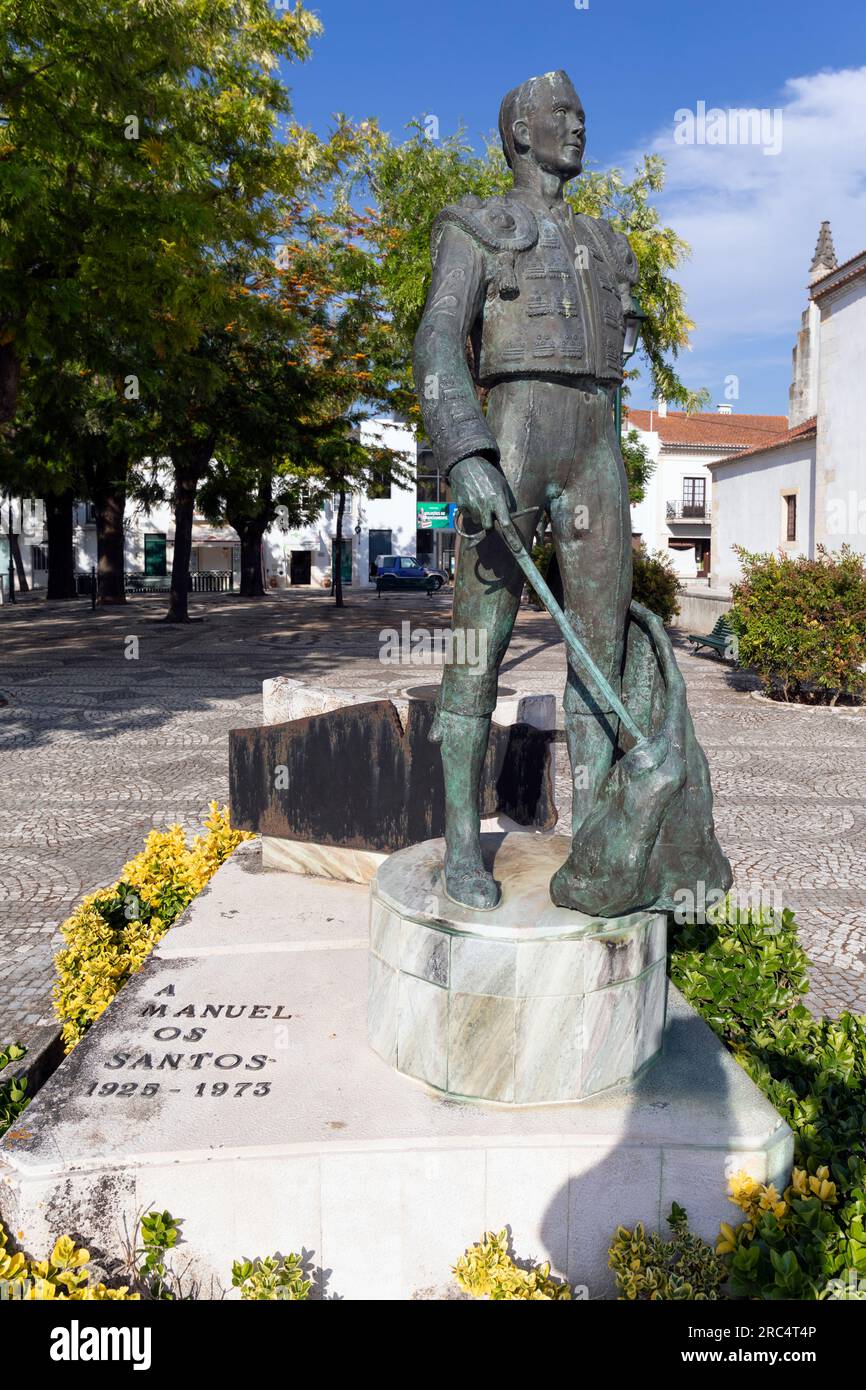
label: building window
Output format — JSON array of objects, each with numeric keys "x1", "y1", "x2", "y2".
[
  {"x1": 416, "y1": 467, "x2": 448, "y2": 503},
  {"x1": 785, "y1": 494, "x2": 797, "y2": 542},
  {"x1": 31, "y1": 544, "x2": 49, "y2": 571},
  {"x1": 682, "y1": 477, "x2": 706, "y2": 518},
  {"x1": 144, "y1": 534, "x2": 167, "y2": 577},
  {"x1": 366, "y1": 466, "x2": 392, "y2": 501}
]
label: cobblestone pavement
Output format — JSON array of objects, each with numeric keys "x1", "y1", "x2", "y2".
[{"x1": 1, "y1": 587, "x2": 865, "y2": 1046}]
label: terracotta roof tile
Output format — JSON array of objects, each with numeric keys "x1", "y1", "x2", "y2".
[
  {"x1": 707, "y1": 416, "x2": 817, "y2": 467},
  {"x1": 625, "y1": 408, "x2": 788, "y2": 449},
  {"x1": 811, "y1": 250, "x2": 866, "y2": 299}
]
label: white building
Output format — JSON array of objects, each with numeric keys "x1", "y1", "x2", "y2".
[
  {"x1": 626, "y1": 403, "x2": 786, "y2": 580},
  {"x1": 0, "y1": 497, "x2": 46, "y2": 598},
  {"x1": 271, "y1": 418, "x2": 420, "y2": 590},
  {"x1": 710, "y1": 225, "x2": 866, "y2": 589},
  {"x1": 22, "y1": 417, "x2": 433, "y2": 596}
]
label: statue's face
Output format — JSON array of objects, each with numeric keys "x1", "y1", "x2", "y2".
[{"x1": 515, "y1": 77, "x2": 585, "y2": 179}]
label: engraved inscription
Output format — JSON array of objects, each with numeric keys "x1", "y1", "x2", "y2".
[{"x1": 84, "y1": 982, "x2": 290, "y2": 1099}]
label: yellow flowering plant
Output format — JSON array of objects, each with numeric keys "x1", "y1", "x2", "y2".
[
  {"x1": 716, "y1": 1166, "x2": 842, "y2": 1297},
  {"x1": 609, "y1": 1203, "x2": 727, "y2": 1300},
  {"x1": 0, "y1": 1223, "x2": 138, "y2": 1301},
  {"x1": 454, "y1": 1229, "x2": 572, "y2": 1300},
  {"x1": 53, "y1": 804, "x2": 252, "y2": 1050}
]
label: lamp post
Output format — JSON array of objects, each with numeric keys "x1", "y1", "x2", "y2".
[
  {"x1": 6, "y1": 492, "x2": 14, "y2": 604},
  {"x1": 614, "y1": 297, "x2": 647, "y2": 439}
]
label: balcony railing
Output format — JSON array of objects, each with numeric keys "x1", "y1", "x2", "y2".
[{"x1": 666, "y1": 500, "x2": 711, "y2": 521}]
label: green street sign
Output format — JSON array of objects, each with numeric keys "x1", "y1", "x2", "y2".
[{"x1": 417, "y1": 502, "x2": 456, "y2": 530}]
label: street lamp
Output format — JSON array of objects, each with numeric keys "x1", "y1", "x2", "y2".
[{"x1": 615, "y1": 296, "x2": 647, "y2": 438}]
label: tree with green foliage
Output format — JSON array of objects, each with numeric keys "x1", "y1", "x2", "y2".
[
  {"x1": 358, "y1": 125, "x2": 709, "y2": 417},
  {"x1": 620, "y1": 428, "x2": 656, "y2": 505},
  {"x1": 1, "y1": 0, "x2": 323, "y2": 601},
  {"x1": 267, "y1": 189, "x2": 414, "y2": 606}
]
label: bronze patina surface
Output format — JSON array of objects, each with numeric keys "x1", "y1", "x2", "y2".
[{"x1": 413, "y1": 71, "x2": 731, "y2": 915}]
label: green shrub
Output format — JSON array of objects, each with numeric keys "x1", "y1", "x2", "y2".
[
  {"x1": 728, "y1": 544, "x2": 866, "y2": 703},
  {"x1": 0, "y1": 1043, "x2": 28, "y2": 1140},
  {"x1": 454, "y1": 1229, "x2": 572, "y2": 1300},
  {"x1": 632, "y1": 545, "x2": 684, "y2": 623},
  {"x1": 609, "y1": 1202, "x2": 727, "y2": 1300},
  {"x1": 137, "y1": 1209, "x2": 183, "y2": 1301},
  {"x1": 231, "y1": 1253, "x2": 312, "y2": 1300},
  {"x1": 670, "y1": 903, "x2": 866, "y2": 1299},
  {"x1": 670, "y1": 903, "x2": 811, "y2": 1048},
  {"x1": 717, "y1": 1164, "x2": 859, "y2": 1300}
]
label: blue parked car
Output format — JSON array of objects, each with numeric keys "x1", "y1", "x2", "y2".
[{"x1": 375, "y1": 555, "x2": 444, "y2": 595}]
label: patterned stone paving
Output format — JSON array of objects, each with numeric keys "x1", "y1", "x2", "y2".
[{"x1": 1, "y1": 588, "x2": 865, "y2": 1049}]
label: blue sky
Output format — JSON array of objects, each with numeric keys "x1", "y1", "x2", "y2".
[{"x1": 286, "y1": 0, "x2": 866, "y2": 415}]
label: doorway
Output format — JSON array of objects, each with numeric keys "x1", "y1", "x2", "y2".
[
  {"x1": 331, "y1": 539, "x2": 352, "y2": 585},
  {"x1": 290, "y1": 550, "x2": 312, "y2": 585},
  {"x1": 368, "y1": 528, "x2": 391, "y2": 580}
]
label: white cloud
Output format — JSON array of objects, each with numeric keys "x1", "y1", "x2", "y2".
[{"x1": 626, "y1": 67, "x2": 866, "y2": 360}]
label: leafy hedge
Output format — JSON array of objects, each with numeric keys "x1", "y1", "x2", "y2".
[
  {"x1": 729, "y1": 545, "x2": 866, "y2": 703},
  {"x1": 670, "y1": 903, "x2": 866, "y2": 1299},
  {"x1": 53, "y1": 803, "x2": 252, "y2": 1051},
  {"x1": 632, "y1": 545, "x2": 684, "y2": 624},
  {"x1": 0, "y1": 1043, "x2": 28, "y2": 1140},
  {"x1": 610, "y1": 1202, "x2": 727, "y2": 1300}
]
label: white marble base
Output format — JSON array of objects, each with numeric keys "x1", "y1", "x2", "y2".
[
  {"x1": 261, "y1": 673, "x2": 556, "y2": 735},
  {"x1": 369, "y1": 834, "x2": 667, "y2": 1104},
  {"x1": 262, "y1": 819, "x2": 537, "y2": 885},
  {"x1": 261, "y1": 835, "x2": 386, "y2": 883},
  {"x1": 0, "y1": 844, "x2": 792, "y2": 1301}
]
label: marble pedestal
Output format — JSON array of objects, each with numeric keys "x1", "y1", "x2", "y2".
[
  {"x1": 1, "y1": 844, "x2": 792, "y2": 1301},
  {"x1": 368, "y1": 834, "x2": 667, "y2": 1104}
]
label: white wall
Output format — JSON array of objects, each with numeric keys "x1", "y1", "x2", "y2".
[
  {"x1": 814, "y1": 275, "x2": 866, "y2": 553},
  {"x1": 628, "y1": 429, "x2": 713, "y2": 578},
  {"x1": 710, "y1": 439, "x2": 816, "y2": 589},
  {"x1": 264, "y1": 417, "x2": 418, "y2": 590},
  {"x1": 40, "y1": 418, "x2": 420, "y2": 593}
]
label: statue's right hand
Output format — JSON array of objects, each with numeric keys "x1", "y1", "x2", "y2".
[{"x1": 449, "y1": 455, "x2": 513, "y2": 534}]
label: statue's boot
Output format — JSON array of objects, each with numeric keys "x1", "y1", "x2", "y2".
[{"x1": 430, "y1": 708, "x2": 500, "y2": 910}]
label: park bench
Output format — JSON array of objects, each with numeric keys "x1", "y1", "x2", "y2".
[{"x1": 687, "y1": 613, "x2": 734, "y2": 658}]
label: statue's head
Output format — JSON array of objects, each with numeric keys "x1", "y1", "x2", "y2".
[{"x1": 498, "y1": 71, "x2": 585, "y2": 181}]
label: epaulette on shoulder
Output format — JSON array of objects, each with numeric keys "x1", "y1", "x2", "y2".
[{"x1": 431, "y1": 194, "x2": 538, "y2": 261}]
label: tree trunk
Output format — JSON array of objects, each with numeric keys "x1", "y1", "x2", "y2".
[
  {"x1": 164, "y1": 444, "x2": 212, "y2": 622},
  {"x1": 0, "y1": 341, "x2": 21, "y2": 425},
  {"x1": 333, "y1": 488, "x2": 346, "y2": 608},
  {"x1": 94, "y1": 490, "x2": 127, "y2": 605},
  {"x1": 10, "y1": 531, "x2": 29, "y2": 592},
  {"x1": 237, "y1": 522, "x2": 266, "y2": 597},
  {"x1": 46, "y1": 490, "x2": 77, "y2": 600}
]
